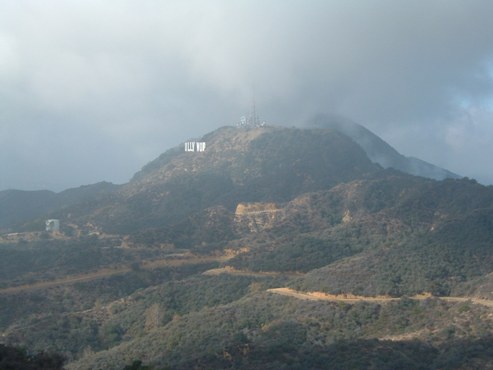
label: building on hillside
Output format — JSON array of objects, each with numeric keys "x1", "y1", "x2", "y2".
[{"x1": 45, "y1": 219, "x2": 60, "y2": 233}]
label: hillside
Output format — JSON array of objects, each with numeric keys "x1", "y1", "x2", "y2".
[
  {"x1": 102, "y1": 126, "x2": 381, "y2": 232},
  {"x1": 308, "y1": 114, "x2": 460, "y2": 180},
  {"x1": 1, "y1": 124, "x2": 493, "y2": 369},
  {"x1": 0, "y1": 124, "x2": 458, "y2": 234},
  {"x1": 0, "y1": 189, "x2": 57, "y2": 230},
  {"x1": 220, "y1": 174, "x2": 493, "y2": 296},
  {"x1": 0, "y1": 182, "x2": 119, "y2": 231}
]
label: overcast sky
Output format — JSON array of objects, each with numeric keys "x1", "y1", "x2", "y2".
[{"x1": 1, "y1": 1, "x2": 493, "y2": 191}]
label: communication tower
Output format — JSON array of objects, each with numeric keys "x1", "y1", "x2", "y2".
[
  {"x1": 236, "y1": 95, "x2": 266, "y2": 128},
  {"x1": 247, "y1": 97, "x2": 261, "y2": 127}
]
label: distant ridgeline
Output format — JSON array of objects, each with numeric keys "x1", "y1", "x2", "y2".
[{"x1": 1, "y1": 120, "x2": 461, "y2": 235}]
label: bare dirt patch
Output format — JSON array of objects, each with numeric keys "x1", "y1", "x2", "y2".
[{"x1": 203, "y1": 266, "x2": 302, "y2": 278}]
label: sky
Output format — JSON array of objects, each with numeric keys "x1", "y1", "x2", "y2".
[{"x1": 1, "y1": 0, "x2": 493, "y2": 191}]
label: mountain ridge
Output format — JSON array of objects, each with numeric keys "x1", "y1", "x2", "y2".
[
  {"x1": 308, "y1": 114, "x2": 460, "y2": 180},
  {"x1": 0, "y1": 123, "x2": 460, "y2": 234}
]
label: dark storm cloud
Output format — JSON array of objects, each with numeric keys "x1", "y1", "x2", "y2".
[{"x1": 1, "y1": 0, "x2": 493, "y2": 190}]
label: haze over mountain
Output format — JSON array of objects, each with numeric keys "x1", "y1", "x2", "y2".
[
  {"x1": 308, "y1": 114, "x2": 460, "y2": 181},
  {"x1": 2, "y1": 1, "x2": 493, "y2": 190}
]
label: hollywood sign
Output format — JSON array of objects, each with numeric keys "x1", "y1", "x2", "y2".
[{"x1": 184, "y1": 141, "x2": 206, "y2": 152}]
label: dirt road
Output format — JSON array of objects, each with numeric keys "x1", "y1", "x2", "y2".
[
  {"x1": 0, "y1": 255, "x2": 224, "y2": 296},
  {"x1": 203, "y1": 266, "x2": 302, "y2": 278},
  {"x1": 267, "y1": 288, "x2": 493, "y2": 308}
]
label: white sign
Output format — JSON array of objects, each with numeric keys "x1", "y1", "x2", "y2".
[{"x1": 184, "y1": 142, "x2": 206, "y2": 152}]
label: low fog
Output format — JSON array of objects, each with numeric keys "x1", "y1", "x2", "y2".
[{"x1": 1, "y1": 1, "x2": 493, "y2": 190}]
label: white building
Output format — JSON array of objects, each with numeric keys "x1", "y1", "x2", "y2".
[{"x1": 45, "y1": 219, "x2": 60, "y2": 232}]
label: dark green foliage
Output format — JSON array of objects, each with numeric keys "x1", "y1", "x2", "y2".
[
  {"x1": 71, "y1": 292, "x2": 493, "y2": 369},
  {"x1": 297, "y1": 206, "x2": 493, "y2": 297},
  {"x1": 124, "y1": 172, "x2": 236, "y2": 232},
  {"x1": 0, "y1": 344, "x2": 64, "y2": 370},
  {"x1": 2, "y1": 171, "x2": 493, "y2": 368},
  {"x1": 229, "y1": 233, "x2": 368, "y2": 272},
  {"x1": 286, "y1": 176, "x2": 493, "y2": 297},
  {"x1": 0, "y1": 238, "x2": 175, "y2": 288},
  {"x1": 131, "y1": 206, "x2": 237, "y2": 249},
  {"x1": 122, "y1": 359, "x2": 153, "y2": 370},
  {"x1": 0, "y1": 272, "x2": 262, "y2": 358},
  {"x1": 233, "y1": 128, "x2": 379, "y2": 202}
]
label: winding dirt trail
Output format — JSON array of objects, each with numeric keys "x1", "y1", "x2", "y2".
[
  {"x1": 267, "y1": 288, "x2": 493, "y2": 308},
  {"x1": 202, "y1": 266, "x2": 302, "y2": 278},
  {"x1": 0, "y1": 255, "x2": 225, "y2": 296}
]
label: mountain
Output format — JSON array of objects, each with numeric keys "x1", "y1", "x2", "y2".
[
  {"x1": 308, "y1": 114, "x2": 460, "y2": 180},
  {"x1": 1, "y1": 123, "x2": 493, "y2": 369},
  {"x1": 0, "y1": 189, "x2": 57, "y2": 230},
  {"x1": 104, "y1": 126, "x2": 381, "y2": 232},
  {"x1": 0, "y1": 182, "x2": 118, "y2": 231},
  {"x1": 0, "y1": 123, "x2": 459, "y2": 234}
]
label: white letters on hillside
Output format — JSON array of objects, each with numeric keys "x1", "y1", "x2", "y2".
[{"x1": 184, "y1": 142, "x2": 206, "y2": 152}]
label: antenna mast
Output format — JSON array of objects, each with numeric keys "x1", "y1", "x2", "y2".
[
  {"x1": 235, "y1": 87, "x2": 266, "y2": 127},
  {"x1": 250, "y1": 94, "x2": 260, "y2": 126},
  {"x1": 248, "y1": 89, "x2": 260, "y2": 127}
]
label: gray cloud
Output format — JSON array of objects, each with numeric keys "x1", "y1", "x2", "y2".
[{"x1": 1, "y1": 0, "x2": 493, "y2": 190}]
